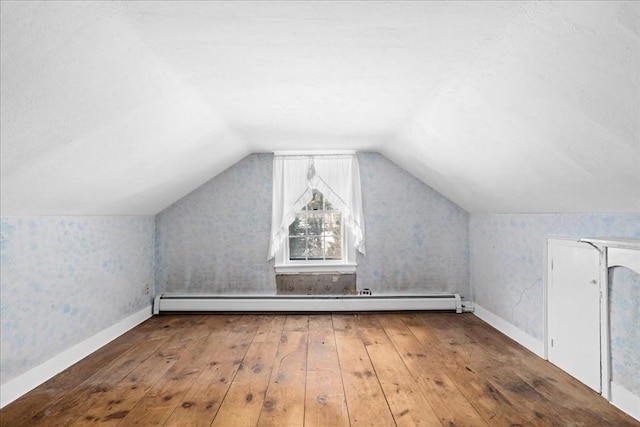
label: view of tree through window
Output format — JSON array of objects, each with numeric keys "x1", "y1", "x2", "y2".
[{"x1": 288, "y1": 190, "x2": 342, "y2": 261}]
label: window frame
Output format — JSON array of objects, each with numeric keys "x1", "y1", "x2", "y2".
[{"x1": 274, "y1": 189, "x2": 357, "y2": 274}]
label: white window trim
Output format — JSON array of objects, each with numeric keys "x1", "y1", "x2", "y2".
[
  {"x1": 274, "y1": 225, "x2": 357, "y2": 274},
  {"x1": 269, "y1": 151, "x2": 364, "y2": 273}
]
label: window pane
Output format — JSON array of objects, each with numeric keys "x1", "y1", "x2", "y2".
[
  {"x1": 325, "y1": 231, "x2": 342, "y2": 259},
  {"x1": 289, "y1": 237, "x2": 306, "y2": 260},
  {"x1": 324, "y1": 197, "x2": 334, "y2": 210},
  {"x1": 307, "y1": 212, "x2": 324, "y2": 236},
  {"x1": 289, "y1": 215, "x2": 306, "y2": 236},
  {"x1": 307, "y1": 236, "x2": 323, "y2": 259},
  {"x1": 323, "y1": 212, "x2": 341, "y2": 232},
  {"x1": 307, "y1": 190, "x2": 323, "y2": 211},
  {"x1": 288, "y1": 189, "x2": 345, "y2": 262}
]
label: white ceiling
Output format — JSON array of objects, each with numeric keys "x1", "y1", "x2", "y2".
[{"x1": 1, "y1": 1, "x2": 639, "y2": 215}]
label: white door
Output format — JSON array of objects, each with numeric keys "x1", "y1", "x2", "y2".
[{"x1": 547, "y1": 238, "x2": 601, "y2": 392}]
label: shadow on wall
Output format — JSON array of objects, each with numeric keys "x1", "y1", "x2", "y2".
[{"x1": 154, "y1": 152, "x2": 470, "y2": 297}]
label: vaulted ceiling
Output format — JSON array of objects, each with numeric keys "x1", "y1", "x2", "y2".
[{"x1": 1, "y1": 1, "x2": 638, "y2": 215}]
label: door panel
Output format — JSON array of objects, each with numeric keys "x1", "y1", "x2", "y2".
[{"x1": 547, "y1": 239, "x2": 601, "y2": 392}]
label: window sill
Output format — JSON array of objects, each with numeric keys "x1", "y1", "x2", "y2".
[{"x1": 275, "y1": 263, "x2": 357, "y2": 274}]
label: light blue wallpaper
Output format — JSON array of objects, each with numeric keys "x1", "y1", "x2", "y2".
[
  {"x1": 470, "y1": 213, "x2": 640, "y2": 396},
  {"x1": 0, "y1": 216, "x2": 155, "y2": 384},
  {"x1": 357, "y1": 152, "x2": 469, "y2": 295},
  {"x1": 155, "y1": 153, "x2": 275, "y2": 294},
  {"x1": 609, "y1": 266, "x2": 640, "y2": 395},
  {"x1": 155, "y1": 152, "x2": 471, "y2": 297},
  {"x1": 470, "y1": 213, "x2": 640, "y2": 339}
]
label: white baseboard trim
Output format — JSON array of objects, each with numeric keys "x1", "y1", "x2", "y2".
[
  {"x1": 473, "y1": 304, "x2": 545, "y2": 358},
  {"x1": 610, "y1": 382, "x2": 640, "y2": 421},
  {"x1": 0, "y1": 305, "x2": 152, "y2": 409}
]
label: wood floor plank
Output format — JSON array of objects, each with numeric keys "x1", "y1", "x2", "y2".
[
  {"x1": 257, "y1": 330, "x2": 308, "y2": 426},
  {"x1": 412, "y1": 313, "x2": 636, "y2": 427},
  {"x1": 380, "y1": 314, "x2": 489, "y2": 427},
  {"x1": 2, "y1": 312, "x2": 638, "y2": 427},
  {"x1": 70, "y1": 336, "x2": 188, "y2": 426},
  {"x1": 420, "y1": 313, "x2": 572, "y2": 426},
  {"x1": 162, "y1": 326, "x2": 258, "y2": 427},
  {"x1": 335, "y1": 335, "x2": 396, "y2": 426},
  {"x1": 458, "y1": 314, "x2": 640, "y2": 426},
  {"x1": 253, "y1": 314, "x2": 286, "y2": 343},
  {"x1": 305, "y1": 370, "x2": 350, "y2": 427},
  {"x1": 405, "y1": 315, "x2": 535, "y2": 426},
  {"x1": 23, "y1": 335, "x2": 172, "y2": 427},
  {"x1": 307, "y1": 315, "x2": 340, "y2": 372},
  {"x1": 212, "y1": 341, "x2": 279, "y2": 427},
  {"x1": 305, "y1": 314, "x2": 349, "y2": 426},
  {"x1": 1, "y1": 315, "x2": 219, "y2": 427},
  {"x1": 283, "y1": 314, "x2": 310, "y2": 331},
  {"x1": 307, "y1": 340, "x2": 341, "y2": 372},
  {"x1": 0, "y1": 327, "x2": 149, "y2": 427},
  {"x1": 110, "y1": 333, "x2": 223, "y2": 425},
  {"x1": 308, "y1": 314, "x2": 335, "y2": 341},
  {"x1": 331, "y1": 314, "x2": 362, "y2": 339},
  {"x1": 356, "y1": 316, "x2": 442, "y2": 426}
]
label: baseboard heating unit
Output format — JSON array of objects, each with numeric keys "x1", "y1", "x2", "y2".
[{"x1": 153, "y1": 293, "x2": 463, "y2": 314}]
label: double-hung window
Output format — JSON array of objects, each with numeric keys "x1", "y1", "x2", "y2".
[
  {"x1": 288, "y1": 189, "x2": 343, "y2": 262},
  {"x1": 268, "y1": 152, "x2": 364, "y2": 273}
]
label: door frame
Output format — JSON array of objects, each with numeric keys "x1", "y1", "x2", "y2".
[
  {"x1": 545, "y1": 237, "x2": 640, "y2": 405},
  {"x1": 544, "y1": 237, "x2": 604, "y2": 392}
]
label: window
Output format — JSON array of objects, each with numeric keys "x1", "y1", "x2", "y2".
[
  {"x1": 268, "y1": 152, "x2": 364, "y2": 273},
  {"x1": 288, "y1": 190, "x2": 342, "y2": 261}
]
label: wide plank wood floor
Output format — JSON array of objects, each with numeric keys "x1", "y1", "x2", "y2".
[{"x1": 1, "y1": 312, "x2": 638, "y2": 426}]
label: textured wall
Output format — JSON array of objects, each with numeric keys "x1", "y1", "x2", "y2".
[
  {"x1": 469, "y1": 213, "x2": 640, "y2": 397},
  {"x1": 155, "y1": 153, "x2": 275, "y2": 294},
  {"x1": 470, "y1": 213, "x2": 640, "y2": 339},
  {"x1": 0, "y1": 216, "x2": 155, "y2": 384},
  {"x1": 155, "y1": 152, "x2": 471, "y2": 296},
  {"x1": 356, "y1": 152, "x2": 470, "y2": 295},
  {"x1": 610, "y1": 266, "x2": 640, "y2": 396}
]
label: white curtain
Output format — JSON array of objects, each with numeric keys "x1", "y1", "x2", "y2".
[{"x1": 267, "y1": 153, "x2": 365, "y2": 260}]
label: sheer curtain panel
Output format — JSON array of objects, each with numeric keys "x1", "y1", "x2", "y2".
[{"x1": 268, "y1": 153, "x2": 365, "y2": 260}]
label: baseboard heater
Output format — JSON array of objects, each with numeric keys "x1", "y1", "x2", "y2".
[{"x1": 153, "y1": 293, "x2": 462, "y2": 314}]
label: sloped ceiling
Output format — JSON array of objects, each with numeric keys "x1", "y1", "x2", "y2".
[{"x1": 1, "y1": 1, "x2": 638, "y2": 215}]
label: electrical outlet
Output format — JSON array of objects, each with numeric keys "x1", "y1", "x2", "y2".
[{"x1": 144, "y1": 284, "x2": 150, "y2": 295}]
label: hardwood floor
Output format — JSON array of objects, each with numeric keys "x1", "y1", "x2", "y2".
[{"x1": 1, "y1": 312, "x2": 638, "y2": 426}]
